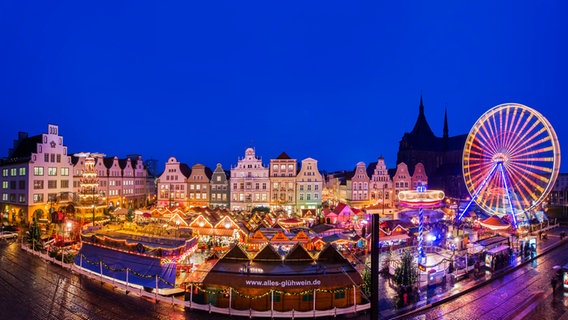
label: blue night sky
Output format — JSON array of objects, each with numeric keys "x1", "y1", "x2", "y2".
[{"x1": 1, "y1": 1, "x2": 567, "y2": 174}]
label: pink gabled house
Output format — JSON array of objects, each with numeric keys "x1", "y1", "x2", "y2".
[
  {"x1": 322, "y1": 208, "x2": 338, "y2": 224},
  {"x1": 333, "y1": 202, "x2": 354, "y2": 225}
]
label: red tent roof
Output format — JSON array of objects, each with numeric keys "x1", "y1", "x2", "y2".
[{"x1": 479, "y1": 215, "x2": 510, "y2": 230}]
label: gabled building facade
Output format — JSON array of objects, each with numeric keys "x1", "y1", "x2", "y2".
[
  {"x1": 209, "y1": 163, "x2": 230, "y2": 209},
  {"x1": 369, "y1": 156, "x2": 394, "y2": 207},
  {"x1": 73, "y1": 154, "x2": 153, "y2": 210},
  {"x1": 0, "y1": 124, "x2": 74, "y2": 224},
  {"x1": 393, "y1": 162, "x2": 412, "y2": 200},
  {"x1": 346, "y1": 161, "x2": 370, "y2": 208},
  {"x1": 296, "y1": 158, "x2": 323, "y2": 212},
  {"x1": 411, "y1": 162, "x2": 428, "y2": 189},
  {"x1": 157, "y1": 157, "x2": 191, "y2": 208},
  {"x1": 230, "y1": 148, "x2": 270, "y2": 211},
  {"x1": 187, "y1": 163, "x2": 212, "y2": 208},
  {"x1": 269, "y1": 152, "x2": 297, "y2": 214}
]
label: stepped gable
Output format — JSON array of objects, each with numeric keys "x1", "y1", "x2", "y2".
[
  {"x1": 221, "y1": 244, "x2": 250, "y2": 261},
  {"x1": 252, "y1": 244, "x2": 282, "y2": 263},
  {"x1": 284, "y1": 243, "x2": 314, "y2": 263},
  {"x1": 316, "y1": 244, "x2": 348, "y2": 263}
]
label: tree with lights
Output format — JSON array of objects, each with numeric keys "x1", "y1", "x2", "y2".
[{"x1": 393, "y1": 249, "x2": 418, "y2": 293}]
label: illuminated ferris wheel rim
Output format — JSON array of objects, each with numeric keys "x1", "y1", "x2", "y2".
[{"x1": 461, "y1": 102, "x2": 561, "y2": 220}]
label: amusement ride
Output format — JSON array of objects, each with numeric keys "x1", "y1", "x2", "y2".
[{"x1": 457, "y1": 103, "x2": 561, "y2": 229}]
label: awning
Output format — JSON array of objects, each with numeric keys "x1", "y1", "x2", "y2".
[
  {"x1": 379, "y1": 234, "x2": 410, "y2": 242},
  {"x1": 479, "y1": 215, "x2": 510, "y2": 230}
]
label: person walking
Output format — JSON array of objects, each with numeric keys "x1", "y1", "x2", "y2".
[{"x1": 552, "y1": 276, "x2": 558, "y2": 294}]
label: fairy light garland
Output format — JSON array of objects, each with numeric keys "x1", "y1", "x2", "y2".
[
  {"x1": 81, "y1": 234, "x2": 197, "y2": 264},
  {"x1": 183, "y1": 282, "x2": 354, "y2": 299}
]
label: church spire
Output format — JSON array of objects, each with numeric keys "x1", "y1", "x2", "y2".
[{"x1": 410, "y1": 95, "x2": 435, "y2": 138}]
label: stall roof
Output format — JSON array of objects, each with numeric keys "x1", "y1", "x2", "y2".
[
  {"x1": 486, "y1": 245, "x2": 510, "y2": 254},
  {"x1": 477, "y1": 236, "x2": 509, "y2": 247}
]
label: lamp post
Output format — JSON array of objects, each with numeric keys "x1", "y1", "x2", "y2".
[{"x1": 370, "y1": 212, "x2": 379, "y2": 320}]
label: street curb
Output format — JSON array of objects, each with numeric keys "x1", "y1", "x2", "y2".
[{"x1": 387, "y1": 236, "x2": 568, "y2": 320}]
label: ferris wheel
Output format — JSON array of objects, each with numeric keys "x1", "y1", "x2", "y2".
[{"x1": 459, "y1": 103, "x2": 561, "y2": 228}]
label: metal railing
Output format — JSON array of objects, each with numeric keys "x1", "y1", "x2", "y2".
[{"x1": 21, "y1": 244, "x2": 370, "y2": 318}]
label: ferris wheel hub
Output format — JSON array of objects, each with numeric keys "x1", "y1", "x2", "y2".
[{"x1": 492, "y1": 153, "x2": 508, "y2": 164}]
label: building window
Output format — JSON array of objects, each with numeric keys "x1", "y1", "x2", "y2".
[
  {"x1": 61, "y1": 180, "x2": 69, "y2": 188},
  {"x1": 302, "y1": 294, "x2": 313, "y2": 302},
  {"x1": 19, "y1": 194, "x2": 25, "y2": 203},
  {"x1": 33, "y1": 194, "x2": 43, "y2": 203},
  {"x1": 48, "y1": 167, "x2": 57, "y2": 176},
  {"x1": 2, "y1": 181, "x2": 7, "y2": 189},
  {"x1": 34, "y1": 167, "x2": 44, "y2": 176},
  {"x1": 48, "y1": 180, "x2": 57, "y2": 189},
  {"x1": 19, "y1": 167, "x2": 26, "y2": 176},
  {"x1": 18, "y1": 181, "x2": 25, "y2": 189},
  {"x1": 60, "y1": 168, "x2": 69, "y2": 176},
  {"x1": 10, "y1": 168, "x2": 16, "y2": 176},
  {"x1": 57, "y1": 154, "x2": 61, "y2": 163},
  {"x1": 334, "y1": 291, "x2": 345, "y2": 299},
  {"x1": 2, "y1": 169, "x2": 7, "y2": 177},
  {"x1": 50, "y1": 154, "x2": 55, "y2": 162},
  {"x1": 44, "y1": 153, "x2": 49, "y2": 162}
]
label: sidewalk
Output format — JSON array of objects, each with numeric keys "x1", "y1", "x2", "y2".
[{"x1": 379, "y1": 226, "x2": 568, "y2": 320}]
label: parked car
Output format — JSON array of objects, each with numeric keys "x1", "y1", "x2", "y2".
[
  {"x1": 1, "y1": 224, "x2": 19, "y2": 232},
  {"x1": 0, "y1": 231, "x2": 18, "y2": 239}
]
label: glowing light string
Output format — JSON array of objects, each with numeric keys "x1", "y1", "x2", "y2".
[
  {"x1": 457, "y1": 163, "x2": 498, "y2": 221},
  {"x1": 499, "y1": 163, "x2": 519, "y2": 228}
]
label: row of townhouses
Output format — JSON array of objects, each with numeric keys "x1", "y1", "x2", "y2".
[{"x1": 0, "y1": 124, "x2": 429, "y2": 224}]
